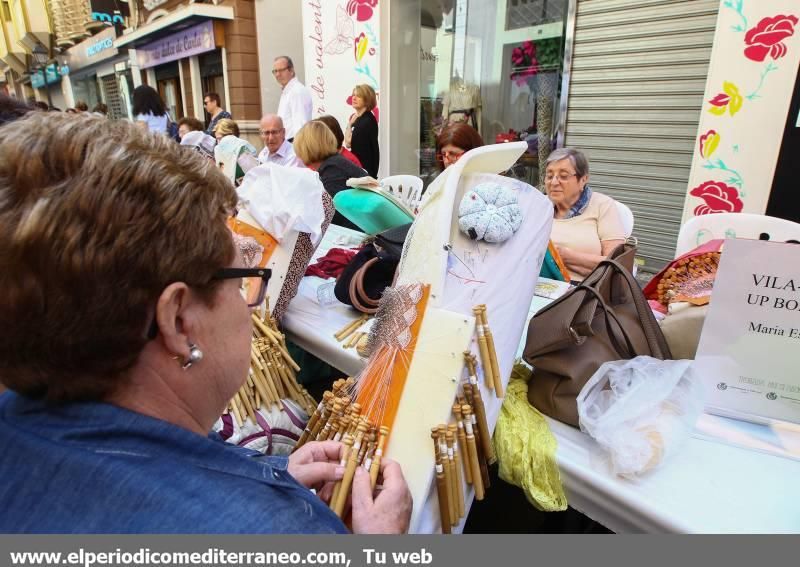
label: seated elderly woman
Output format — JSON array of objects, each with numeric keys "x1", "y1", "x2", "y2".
[
  {"x1": 293, "y1": 120, "x2": 366, "y2": 231},
  {"x1": 0, "y1": 113, "x2": 411, "y2": 533},
  {"x1": 545, "y1": 147, "x2": 626, "y2": 280}
]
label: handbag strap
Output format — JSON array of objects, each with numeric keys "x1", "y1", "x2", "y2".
[
  {"x1": 348, "y1": 257, "x2": 401, "y2": 314},
  {"x1": 572, "y1": 284, "x2": 638, "y2": 359},
  {"x1": 593, "y1": 258, "x2": 671, "y2": 358},
  {"x1": 350, "y1": 258, "x2": 380, "y2": 313}
]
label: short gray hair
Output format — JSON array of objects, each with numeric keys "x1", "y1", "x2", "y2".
[{"x1": 545, "y1": 147, "x2": 589, "y2": 178}]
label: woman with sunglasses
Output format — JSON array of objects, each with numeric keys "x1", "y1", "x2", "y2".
[
  {"x1": 545, "y1": 147, "x2": 626, "y2": 281},
  {"x1": 0, "y1": 113, "x2": 411, "y2": 534},
  {"x1": 436, "y1": 122, "x2": 484, "y2": 170}
]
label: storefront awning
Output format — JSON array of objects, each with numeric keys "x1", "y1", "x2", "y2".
[{"x1": 115, "y1": 5, "x2": 234, "y2": 49}]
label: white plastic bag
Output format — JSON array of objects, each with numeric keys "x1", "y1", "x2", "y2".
[{"x1": 576, "y1": 356, "x2": 703, "y2": 477}]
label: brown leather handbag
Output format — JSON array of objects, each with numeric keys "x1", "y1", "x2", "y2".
[{"x1": 523, "y1": 244, "x2": 672, "y2": 426}]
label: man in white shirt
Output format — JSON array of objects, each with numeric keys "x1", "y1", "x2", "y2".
[
  {"x1": 273, "y1": 56, "x2": 312, "y2": 141},
  {"x1": 257, "y1": 114, "x2": 303, "y2": 167}
]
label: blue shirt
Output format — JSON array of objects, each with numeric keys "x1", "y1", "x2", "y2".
[{"x1": 0, "y1": 392, "x2": 347, "y2": 534}]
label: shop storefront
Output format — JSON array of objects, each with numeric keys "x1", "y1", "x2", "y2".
[
  {"x1": 62, "y1": 26, "x2": 135, "y2": 118},
  {"x1": 30, "y1": 63, "x2": 68, "y2": 110},
  {"x1": 295, "y1": 1, "x2": 568, "y2": 184},
  {"x1": 411, "y1": 0, "x2": 569, "y2": 187},
  {"x1": 116, "y1": 0, "x2": 262, "y2": 140}
]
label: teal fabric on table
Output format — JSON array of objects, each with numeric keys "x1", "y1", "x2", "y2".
[{"x1": 333, "y1": 188, "x2": 414, "y2": 235}]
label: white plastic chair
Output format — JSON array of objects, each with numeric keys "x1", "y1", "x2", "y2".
[
  {"x1": 675, "y1": 212, "x2": 800, "y2": 256},
  {"x1": 380, "y1": 174, "x2": 424, "y2": 215},
  {"x1": 615, "y1": 200, "x2": 634, "y2": 238}
]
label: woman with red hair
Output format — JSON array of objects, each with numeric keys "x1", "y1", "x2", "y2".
[{"x1": 436, "y1": 122, "x2": 484, "y2": 170}]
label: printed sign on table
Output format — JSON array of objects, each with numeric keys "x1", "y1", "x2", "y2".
[
  {"x1": 695, "y1": 238, "x2": 800, "y2": 425},
  {"x1": 301, "y1": 0, "x2": 381, "y2": 131}
]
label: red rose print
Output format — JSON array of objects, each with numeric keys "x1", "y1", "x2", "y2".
[
  {"x1": 743, "y1": 14, "x2": 798, "y2": 62},
  {"x1": 347, "y1": 0, "x2": 378, "y2": 22},
  {"x1": 690, "y1": 181, "x2": 744, "y2": 215}
]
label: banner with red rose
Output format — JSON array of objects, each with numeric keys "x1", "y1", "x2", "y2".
[{"x1": 682, "y1": 1, "x2": 799, "y2": 224}]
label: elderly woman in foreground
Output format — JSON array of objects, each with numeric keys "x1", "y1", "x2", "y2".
[
  {"x1": 0, "y1": 113, "x2": 410, "y2": 534},
  {"x1": 545, "y1": 147, "x2": 626, "y2": 280}
]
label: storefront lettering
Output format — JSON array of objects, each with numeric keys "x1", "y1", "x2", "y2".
[
  {"x1": 86, "y1": 37, "x2": 114, "y2": 58},
  {"x1": 308, "y1": 0, "x2": 324, "y2": 69},
  {"x1": 307, "y1": 0, "x2": 326, "y2": 113},
  {"x1": 137, "y1": 21, "x2": 215, "y2": 70}
]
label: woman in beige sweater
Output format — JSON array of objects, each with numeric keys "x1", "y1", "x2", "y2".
[{"x1": 545, "y1": 148, "x2": 626, "y2": 280}]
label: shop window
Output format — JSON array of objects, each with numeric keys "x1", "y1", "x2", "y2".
[
  {"x1": 155, "y1": 61, "x2": 183, "y2": 120},
  {"x1": 506, "y1": 0, "x2": 567, "y2": 30},
  {"x1": 71, "y1": 75, "x2": 102, "y2": 111},
  {"x1": 199, "y1": 49, "x2": 226, "y2": 125},
  {"x1": 417, "y1": 0, "x2": 568, "y2": 189}
]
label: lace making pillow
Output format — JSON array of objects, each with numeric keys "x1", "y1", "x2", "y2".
[{"x1": 458, "y1": 182, "x2": 523, "y2": 243}]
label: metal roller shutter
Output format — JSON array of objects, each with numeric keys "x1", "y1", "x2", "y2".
[
  {"x1": 562, "y1": 0, "x2": 719, "y2": 275},
  {"x1": 101, "y1": 74, "x2": 124, "y2": 120}
]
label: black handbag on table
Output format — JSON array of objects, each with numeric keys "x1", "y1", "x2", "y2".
[{"x1": 334, "y1": 223, "x2": 412, "y2": 313}]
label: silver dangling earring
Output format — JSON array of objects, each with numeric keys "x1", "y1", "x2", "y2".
[{"x1": 182, "y1": 343, "x2": 203, "y2": 370}]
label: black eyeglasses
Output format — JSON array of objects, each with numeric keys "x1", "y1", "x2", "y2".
[
  {"x1": 146, "y1": 268, "x2": 272, "y2": 340},
  {"x1": 214, "y1": 267, "x2": 272, "y2": 308}
]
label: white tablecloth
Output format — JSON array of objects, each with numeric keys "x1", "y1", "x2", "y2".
[{"x1": 282, "y1": 225, "x2": 800, "y2": 533}]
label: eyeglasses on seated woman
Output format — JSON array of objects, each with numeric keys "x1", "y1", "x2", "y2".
[
  {"x1": 435, "y1": 122, "x2": 484, "y2": 170},
  {"x1": 544, "y1": 147, "x2": 627, "y2": 282},
  {"x1": 0, "y1": 113, "x2": 410, "y2": 534}
]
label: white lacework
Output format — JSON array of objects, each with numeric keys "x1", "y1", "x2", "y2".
[
  {"x1": 365, "y1": 283, "x2": 424, "y2": 355},
  {"x1": 231, "y1": 232, "x2": 264, "y2": 268}
]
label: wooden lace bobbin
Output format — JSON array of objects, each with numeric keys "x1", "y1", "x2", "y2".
[
  {"x1": 446, "y1": 426, "x2": 465, "y2": 521},
  {"x1": 369, "y1": 426, "x2": 390, "y2": 489},
  {"x1": 463, "y1": 355, "x2": 495, "y2": 464},
  {"x1": 439, "y1": 426, "x2": 458, "y2": 523},
  {"x1": 308, "y1": 395, "x2": 334, "y2": 442},
  {"x1": 296, "y1": 398, "x2": 326, "y2": 449},
  {"x1": 433, "y1": 427, "x2": 456, "y2": 523},
  {"x1": 328, "y1": 397, "x2": 352, "y2": 441},
  {"x1": 357, "y1": 425, "x2": 374, "y2": 464},
  {"x1": 271, "y1": 348, "x2": 291, "y2": 399},
  {"x1": 471, "y1": 404, "x2": 492, "y2": 490},
  {"x1": 255, "y1": 345, "x2": 282, "y2": 405},
  {"x1": 334, "y1": 314, "x2": 368, "y2": 342},
  {"x1": 469, "y1": 386, "x2": 495, "y2": 465},
  {"x1": 330, "y1": 433, "x2": 354, "y2": 516},
  {"x1": 250, "y1": 358, "x2": 277, "y2": 409},
  {"x1": 361, "y1": 426, "x2": 379, "y2": 471},
  {"x1": 333, "y1": 422, "x2": 369, "y2": 517},
  {"x1": 472, "y1": 307, "x2": 495, "y2": 392},
  {"x1": 320, "y1": 399, "x2": 344, "y2": 442},
  {"x1": 434, "y1": 457, "x2": 452, "y2": 534},
  {"x1": 248, "y1": 349, "x2": 271, "y2": 402},
  {"x1": 236, "y1": 388, "x2": 257, "y2": 425},
  {"x1": 342, "y1": 405, "x2": 362, "y2": 440},
  {"x1": 231, "y1": 392, "x2": 248, "y2": 424},
  {"x1": 461, "y1": 405, "x2": 485, "y2": 500},
  {"x1": 273, "y1": 348, "x2": 304, "y2": 404},
  {"x1": 452, "y1": 404, "x2": 472, "y2": 485},
  {"x1": 230, "y1": 396, "x2": 245, "y2": 428},
  {"x1": 478, "y1": 306, "x2": 504, "y2": 398},
  {"x1": 440, "y1": 425, "x2": 460, "y2": 524},
  {"x1": 332, "y1": 413, "x2": 353, "y2": 443}
]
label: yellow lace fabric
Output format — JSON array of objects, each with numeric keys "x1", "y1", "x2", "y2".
[{"x1": 494, "y1": 363, "x2": 567, "y2": 512}]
